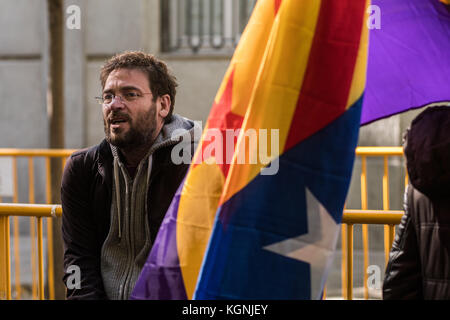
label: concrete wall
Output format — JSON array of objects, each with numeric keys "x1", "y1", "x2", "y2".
[
  {"x1": 0, "y1": 0, "x2": 47, "y2": 148},
  {"x1": 163, "y1": 57, "x2": 229, "y2": 125},
  {"x1": 0, "y1": 0, "x2": 48, "y2": 208}
]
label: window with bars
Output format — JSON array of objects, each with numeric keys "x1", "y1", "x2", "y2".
[{"x1": 161, "y1": 0, "x2": 257, "y2": 54}]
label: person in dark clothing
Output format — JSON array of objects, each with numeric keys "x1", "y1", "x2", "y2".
[
  {"x1": 383, "y1": 105, "x2": 450, "y2": 299},
  {"x1": 61, "y1": 51, "x2": 200, "y2": 300}
]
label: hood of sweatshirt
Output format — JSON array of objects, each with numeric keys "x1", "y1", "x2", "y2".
[
  {"x1": 109, "y1": 114, "x2": 201, "y2": 239},
  {"x1": 404, "y1": 105, "x2": 450, "y2": 199},
  {"x1": 110, "y1": 113, "x2": 201, "y2": 163},
  {"x1": 151, "y1": 114, "x2": 201, "y2": 152}
]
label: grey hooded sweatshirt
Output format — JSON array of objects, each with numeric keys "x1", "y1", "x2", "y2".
[{"x1": 100, "y1": 114, "x2": 200, "y2": 300}]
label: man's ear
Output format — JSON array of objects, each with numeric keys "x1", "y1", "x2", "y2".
[{"x1": 158, "y1": 94, "x2": 171, "y2": 118}]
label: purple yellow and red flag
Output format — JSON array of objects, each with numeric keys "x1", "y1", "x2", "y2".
[
  {"x1": 131, "y1": 0, "x2": 449, "y2": 300},
  {"x1": 131, "y1": 0, "x2": 369, "y2": 300}
]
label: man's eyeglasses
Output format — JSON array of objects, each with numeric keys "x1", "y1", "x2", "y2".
[{"x1": 95, "y1": 92, "x2": 152, "y2": 105}]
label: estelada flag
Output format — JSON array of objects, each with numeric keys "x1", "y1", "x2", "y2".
[{"x1": 131, "y1": 0, "x2": 368, "y2": 300}]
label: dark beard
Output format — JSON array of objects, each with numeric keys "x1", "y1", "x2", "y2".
[{"x1": 104, "y1": 107, "x2": 157, "y2": 150}]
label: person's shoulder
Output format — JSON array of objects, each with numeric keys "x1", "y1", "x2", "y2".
[
  {"x1": 407, "y1": 185, "x2": 428, "y2": 205},
  {"x1": 69, "y1": 147, "x2": 89, "y2": 161},
  {"x1": 66, "y1": 140, "x2": 110, "y2": 170}
]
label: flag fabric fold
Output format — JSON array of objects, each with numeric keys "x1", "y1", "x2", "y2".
[
  {"x1": 361, "y1": 0, "x2": 450, "y2": 125},
  {"x1": 194, "y1": 0, "x2": 368, "y2": 299},
  {"x1": 131, "y1": 0, "x2": 369, "y2": 300}
]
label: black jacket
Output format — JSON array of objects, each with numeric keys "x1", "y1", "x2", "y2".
[
  {"x1": 383, "y1": 105, "x2": 450, "y2": 299},
  {"x1": 61, "y1": 133, "x2": 194, "y2": 299}
]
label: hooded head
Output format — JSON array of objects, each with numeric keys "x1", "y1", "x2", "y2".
[{"x1": 404, "y1": 105, "x2": 450, "y2": 199}]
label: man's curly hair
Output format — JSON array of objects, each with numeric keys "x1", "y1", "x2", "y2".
[{"x1": 100, "y1": 51, "x2": 178, "y2": 122}]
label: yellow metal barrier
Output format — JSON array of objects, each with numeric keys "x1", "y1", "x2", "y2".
[
  {"x1": 0, "y1": 147, "x2": 407, "y2": 300},
  {"x1": 341, "y1": 209, "x2": 403, "y2": 300},
  {"x1": 0, "y1": 214, "x2": 11, "y2": 300},
  {"x1": 339, "y1": 146, "x2": 405, "y2": 300},
  {"x1": 0, "y1": 149, "x2": 75, "y2": 300},
  {"x1": 0, "y1": 204, "x2": 62, "y2": 300},
  {"x1": 0, "y1": 203, "x2": 404, "y2": 300}
]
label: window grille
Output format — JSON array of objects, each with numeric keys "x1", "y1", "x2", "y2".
[{"x1": 161, "y1": 0, "x2": 257, "y2": 54}]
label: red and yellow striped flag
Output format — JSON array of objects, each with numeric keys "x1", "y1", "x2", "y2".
[{"x1": 132, "y1": 0, "x2": 369, "y2": 300}]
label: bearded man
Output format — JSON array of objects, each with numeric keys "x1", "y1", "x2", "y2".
[{"x1": 61, "y1": 51, "x2": 199, "y2": 300}]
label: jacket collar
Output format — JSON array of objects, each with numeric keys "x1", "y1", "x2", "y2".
[{"x1": 97, "y1": 139, "x2": 114, "y2": 190}]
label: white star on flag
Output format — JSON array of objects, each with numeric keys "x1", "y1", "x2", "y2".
[{"x1": 264, "y1": 187, "x2": 340, "y2": 299}]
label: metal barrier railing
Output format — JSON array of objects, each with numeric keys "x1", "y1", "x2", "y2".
[
  {"x1": 0, "y1": 149, "x2": 75, "y2": 300},
  {"x1": 342, "y1": 146, "x2": 405, "y2": 300},
  {"x1": 340, "y1": 209, "x2": 403, "y2": 300},
  {"x1": 0, "y1": 203, "x2": 62, "y2": 300},
  {"x1": 0, "y1": 203, "x2": 404, "y2": 300},
  {"x1": 0, "y1": 147, "x2": 407, "y2": 300},
  {"x1": 0, "y1": 204, "x2": 63, "y2": 300}
]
